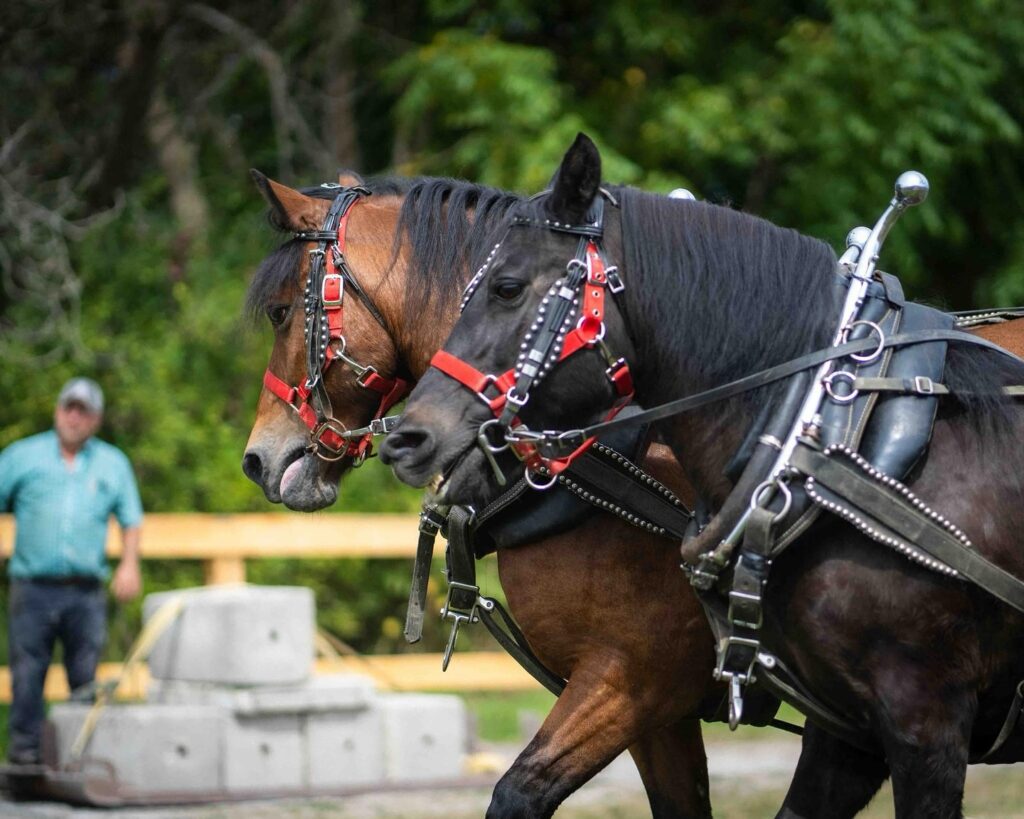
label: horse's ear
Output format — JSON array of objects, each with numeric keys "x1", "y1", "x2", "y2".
[
  {"x1": 547, "y1": 133, "x2": 602, "y2": 224},
  {"x1": 337, "y1": 170, "x2": 365, "y2": 187},
  {"x1": 250, "y1": 169, "x2": 324, "y2": 231}
]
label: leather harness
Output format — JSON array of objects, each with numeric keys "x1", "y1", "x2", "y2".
[
  {"x1": 269, "y1": 182, "x2": 1024, "y2": 756},
  {"x1": 433, "y1": 184, "x2": 1024, "y2": 759},
  {"x1": 262, "y1": 186, "x2": 408, "y2": 463}
]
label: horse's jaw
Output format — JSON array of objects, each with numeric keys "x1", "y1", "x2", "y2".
[{"x1": 279, "y1": 452, "x2": 342, "y2": 511}]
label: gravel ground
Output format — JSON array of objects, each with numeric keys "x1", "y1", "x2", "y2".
[
  {"x1": 2, "y1": 737, "x2": 1021, "y2": 818},
  {"x1": 0, "y1": 737, "x2": 801, "y2": 818}
]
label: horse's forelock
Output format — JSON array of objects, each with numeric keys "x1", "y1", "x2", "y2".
[{"x1": 244, "y1": 240, "x2": 305, "y2": 322}]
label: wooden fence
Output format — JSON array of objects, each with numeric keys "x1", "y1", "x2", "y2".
[{"x1": 0, "y1": 513, "x2": 543, "y2": 701}]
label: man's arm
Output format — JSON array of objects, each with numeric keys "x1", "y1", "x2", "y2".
[
  {"x1": 0, "y1": 445, "x2": 17, "y2": 513},
  {"x1": 110, "y1": 525, "x2": 142, "y2": 602},
  {"x1": 110, "y1": 450, "x2": 143, "y2": 602}
]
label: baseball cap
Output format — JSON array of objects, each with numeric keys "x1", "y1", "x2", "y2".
[{"x1": 57, "y1": 377, "x2": 104, "y2": 414}]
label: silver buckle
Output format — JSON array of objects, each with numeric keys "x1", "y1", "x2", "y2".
[
  {"x1": 714, "y1": 636, "x2": 761, "y2": 683},
  {"x1": 474, "y1": 374, "x2": 499, "y2": 407},
  {"x1": 714, "y1": 636, "x2": 762, "y2": 730},
  {"x1": 321, "y1": 273, "x2": 344, "y2": 307},
  {"x1": 913, "y1": 375, "x2": 934, "y2": 395},
  {"x1": 605, "y1": 266, "x2": 625, "y2": 294},
  {"x1": 727, "y1": 590, "x2": 764, "y2": 630},
  {"x1": 440, "y1": 581, "x2": 482, "y2": 671}
]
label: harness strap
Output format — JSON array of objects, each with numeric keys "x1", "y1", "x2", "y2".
[
  {"x1": 791, "y1": 444, "x2": 1024, "y2": 613},
  {"x1": 851, "y1": 376, "x2": 1024, "y2": 397},
  {"x1": 478, "y1": 599, "x2": 567, "y2": 696},
  {"x1": 436, "y1": 505, "x2": 568, "y2": 695},
  {"x1": 403, "y1": 506, "x2": 446, "y2": 644},
  {"x1": 263, "y1": 187, "x2": 408, "y2": 462},
  {"x1": 526, "y1": 328, "x2": 1024, "y2": 458},
  {"x1": 558, "y1": 445, "x2": 692, "y2": 538},
  {"x1": 975, "y1": 679, "x2": 1024, "y2": 762},
  {"x1": 757, "y1": 660, "x2": 876, "y2": 752},
  {"x1": 431, "y1": 350, "x2": 516, "y2": 413}
]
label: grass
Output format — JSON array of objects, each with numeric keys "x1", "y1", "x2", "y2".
[
  {"x1": 459, "y1": 689, "x2": 557, "y2": 742},
  {"x1": 459, "y1": 690, "x2": 806, "y2": 745}
]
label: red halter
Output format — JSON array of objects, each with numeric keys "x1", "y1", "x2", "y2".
[
  {"x1": 430, "y1": 240, "x2": 633, "y2": 480},
  {"x1": 263, "y1": 188, "x2": 409, "y2": 463}
]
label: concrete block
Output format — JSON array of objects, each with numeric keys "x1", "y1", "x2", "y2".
[
  {"x1": 147, "y1": 674, "x2": 377, "y2": 715},
  {"x1": 306, "y1": 707, "x2": 385, "y2": 788},
  {"x1": 379, "y1": 694, "x2": 468, "y2": 782},
  {"x1": 49, "y1": 703, "x2": 225, "y2": 794},
  {"x1": 144, "y1": 585, "x2": 315, "y2": 686},
  {"x1": 223, "y1": 714, "x2": 304, "y2": 792}
]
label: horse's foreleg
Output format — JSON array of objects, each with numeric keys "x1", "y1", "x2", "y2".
[
  {"x1": 486, "y1": 670, "x2": 679, "y2": 819},
  {"x1": 628, "y1": 717, "x2": 711, "y2": 818},
  {"x1": 776, "y1": 722, "x2": 889, "y2": 819},
  {"x1": 881, "y1": 693, "x2": 973, "y2": 819}
]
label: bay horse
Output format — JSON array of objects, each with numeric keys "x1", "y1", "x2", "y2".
[
  {"x1": 380, "y1": 134, "x2": 1024, "y2": 818},
  {"x1": 240, "y1": 173, "x2": 721, "y2": 818}
]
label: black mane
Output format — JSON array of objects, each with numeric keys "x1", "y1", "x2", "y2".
[
  {"x1": 493, "y1": 187, "x2": 841, "y2": 407},
  {"x1": 493, "y1": 186, "x2": 1024, "y2": 433},
  {"x1": 245, "y1": 177, "x2": 521, "y2": 320},
  {"x1": 615, "y1": 186, "x2": 840, "y2": 391}
]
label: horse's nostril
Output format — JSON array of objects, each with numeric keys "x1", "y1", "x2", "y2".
[
  {"x1": 380, "y1": 427, "x2": 433, "y2": 464},
  {"x1": 242, "y1": 451, "x2": 264, "y2": 484}
]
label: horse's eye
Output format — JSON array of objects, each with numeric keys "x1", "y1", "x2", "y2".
[
  {"x1": 493, "y1": 281, "x2": 525, "y2": 301},
  {"x1": 267, "y1": 304, "x2": 290, "y2": 326}
]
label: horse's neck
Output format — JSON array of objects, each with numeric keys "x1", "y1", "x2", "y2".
[
  {"x1": 388, "y1": 263, "x2": 471, "y2": 381},
  {"x1": 612, "y1": 222, "x2": 824, "y2": 507}
]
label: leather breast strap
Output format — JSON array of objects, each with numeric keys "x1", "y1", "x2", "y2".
[
  {"x1": 791, "y1": 444, "x2": 1024, "y2": 613},
  {"x1": 560, "y1": 444, "x2": 692, "y2": 539}
]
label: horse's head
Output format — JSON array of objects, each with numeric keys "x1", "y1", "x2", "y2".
[
  {"x1": 243, "y1": 172, "x2": 408, "y2": 511},
  {"x1": 381, "y1": 134, "x2": 637, "y2": 506}
]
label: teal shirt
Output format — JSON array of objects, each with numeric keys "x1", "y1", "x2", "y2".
[{"x1": 0, "y1": 431, "x2": 143, "y2": 580}]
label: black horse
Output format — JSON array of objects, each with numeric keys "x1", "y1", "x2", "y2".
[{"x1": 381, "y1": 134, "x2": 1024, "y2": 818}]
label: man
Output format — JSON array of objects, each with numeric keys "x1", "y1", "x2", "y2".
[{"x1": 0, "y1": 377, "x2": 142, "y2": 766}]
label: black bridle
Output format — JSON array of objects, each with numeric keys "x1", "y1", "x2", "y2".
[
  {"x1": 263, "y1": 184, "x2": 408, "y2": 463},
  {"x1": 429, "y1": 190, "x2": 634, "y2": 487}
]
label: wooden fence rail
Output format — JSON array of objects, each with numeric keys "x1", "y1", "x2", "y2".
[
  {"x1": 1, "y1": 512, "x2": 437, "y2": 584},
  {"x1": 0, "y1": 513, "x2": 540, "y2": 699}
]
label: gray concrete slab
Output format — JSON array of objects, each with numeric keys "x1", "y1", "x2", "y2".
[
  {"x1": 379, "y1": 695, "x2": 468, "y2": 783},
  {"x1": 145, "y1": 586, "x2": 314, "y2": 687},
  {"x1": 147, "y1": 675, "x2": 376, "y2": 715},
  {"x1": 48, "y1": 705, "x2": 226, "y2": 795}
]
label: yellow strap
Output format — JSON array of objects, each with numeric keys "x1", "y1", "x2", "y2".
[{"x1": 68, "y1": 596, "x2": 185, "y2": 763}]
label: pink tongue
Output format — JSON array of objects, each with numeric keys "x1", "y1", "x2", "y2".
[{"x1": 279, "y1": 458, "x2": 304, "y2": 496}]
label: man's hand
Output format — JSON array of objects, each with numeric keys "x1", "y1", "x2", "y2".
[
  {"x1": 111, "y1": 557, "x2": 142, "y2": 602},
  {"x1": 111, "y1": 525, "x2": 143, "y2": 603}
]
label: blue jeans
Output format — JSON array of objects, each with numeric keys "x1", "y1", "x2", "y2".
[{"x1": 7, "y1": 579, "x2": 106, "y2": 760}]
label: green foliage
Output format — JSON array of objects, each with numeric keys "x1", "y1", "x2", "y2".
[{"x1": 386, "y1": 30, "x2": 640, "y2": 189}]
